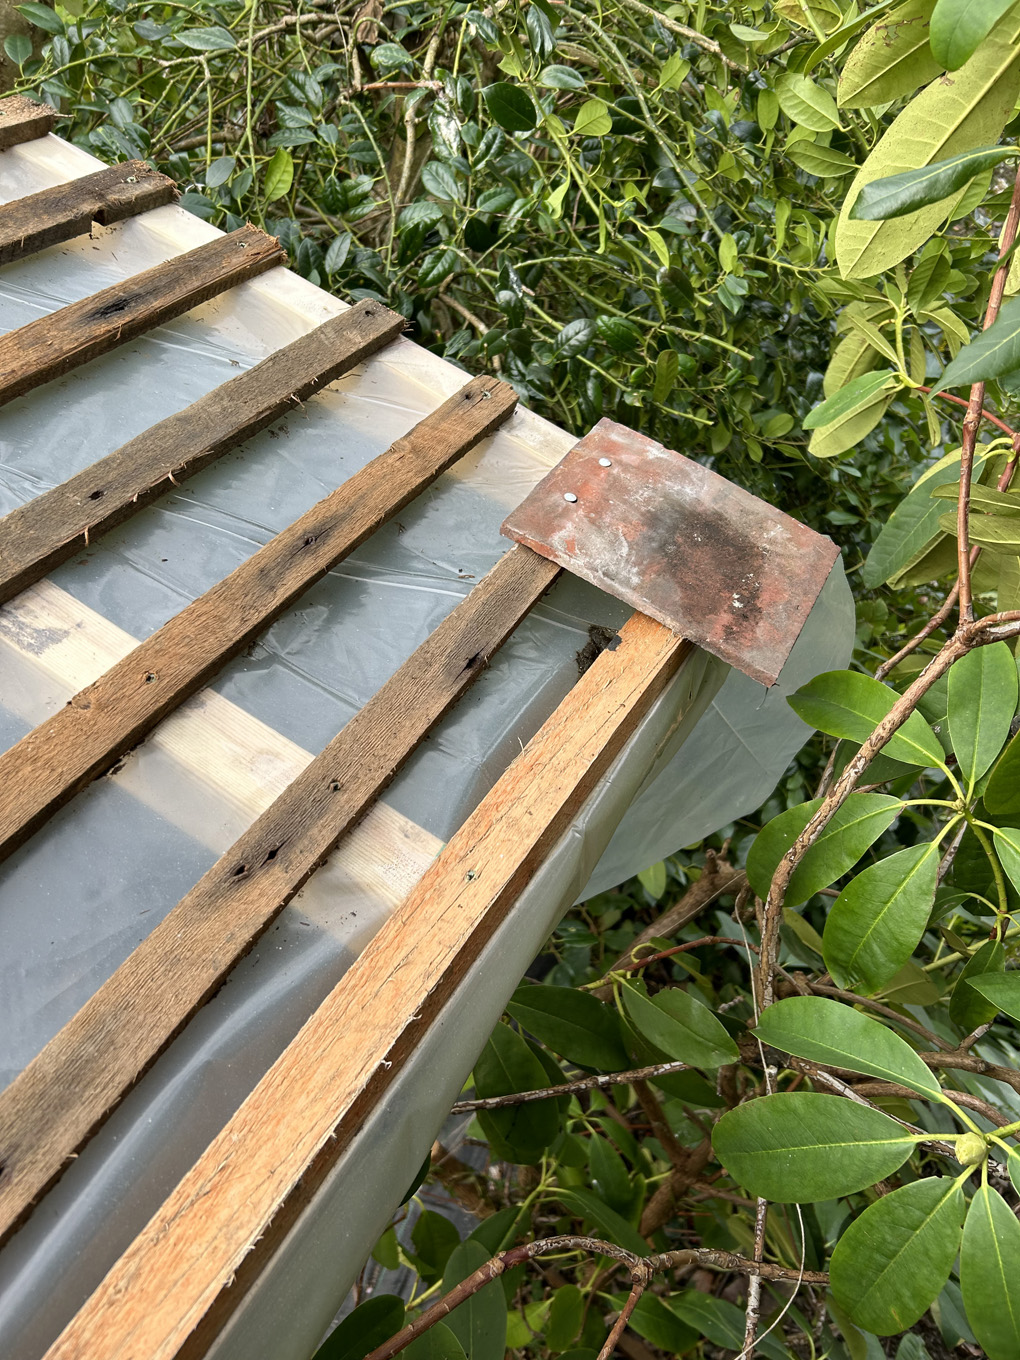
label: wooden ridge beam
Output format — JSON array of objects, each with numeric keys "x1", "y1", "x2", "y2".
[
  {"x1": 0, "y1": 160, "x2": 177, "y2": 267},
  {"x1": 0, "y1": 94, "x2": 56, "y2": 149},
  {"x1": 41, "y1": 610, "x2": 691, "y2": 1360},
  {"x1": 0, "y1": 298, "x2": 404, "y2": 604},
  {"x1": 0, "y1": 224, "x2": 285, "y2": 407},
  {"x1": 0, "y1": 545, "x2": 558, "y2": 1248},
  {"x1": 0, "y1": 374, "x2": 517, "y2": 863}
]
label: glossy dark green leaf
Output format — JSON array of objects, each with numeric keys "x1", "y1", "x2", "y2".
[
  {"x1": 932, "y1": 295, "x2": 1020, "y2": 393},
  {"x1": 960, "y1": 1183, "x2": 1020, "y2": 1359},
  {"x1": 803, "y1": 370, "x2": 899, "y2": 428},
  {"x1": 469, "y1": 1205, "x2": 528, "y2": 1256},
  {"x1": 950, "y1": 939, "x2": 1005, "y2": 1031},
  {"x1": 474, "y1": 1024, "x2": 561, "y2": 1164},
  {"x1": 405, "y1": 1322, "x2": 468, "y2": 1360},
  {"x1": 409, "y1": 1211, "x2": 461, "y2": 1281},
  {"x1": 850, "y1": 145, "x2": 1013, "y2": 219},
  {"x1": 668, "y1": 1289, "x2": 793, "y2": 1359},
  {"x1": 755, "y1": 996, "x2": 943, "y2": 1097},
  {"x1": 712, "y1": 1093, "x2": 916, "y2": 1202},
  {"x1": 442, "y1": 1239, "x2": 507, "y2": 1360},
  {"x1": 824, "y1": 842, "x2": 940, "y2": 991},
  {"x1": 985, "y1": 731, "x2": 1020, "y2": 817},
  {"x1": 788, "y1": 671, "x2": 944, "y2": 766},
  {"x1": 312, "y1": 1296, "x2": 405, "y2": 1360},
  {"x1": 948, "y1": 643, "x2": 1018, "y2": 785},
  {"x1": 482, "y1": 82, "x2": 537, "y2": 132},
  {"x1": 746, "y1": 793, "x2": 902, "y2": 903},
  {"x1": 620, "y1": 981, "x2": 739, "y2": 1068},
  {"x1": 507, "y1": 984, "x2": 629, "y2": 1071},
  {"x1": 930, "y1": 0, "x2": 1019, "y2": 69},
  {"x1": 830, "y1": 1179, "x2": 964, "y2": 1334},
  {"x1": 553, "y1": 1187, "x2": 649, "y2": 1255},
  {"x1": 624, "y1": 1293, "x2": 698, "y2": 1353},
  {"x1": 588, "y1": 1132, "x2": 633, "y2": 1215},
  {"x1": 968, "y1": 969, "x2": 1020, "y2": 1023}
]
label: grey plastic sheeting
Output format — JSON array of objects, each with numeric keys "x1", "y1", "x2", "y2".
[{"x1": 0, "y1": 134, "x2": 853, "y2": 1359}]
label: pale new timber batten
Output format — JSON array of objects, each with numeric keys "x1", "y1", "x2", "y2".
[{"x1": 0, "y1": 104, "x2": 853, "y2": 1360}]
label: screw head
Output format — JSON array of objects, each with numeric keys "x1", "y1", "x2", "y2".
[
  {"x1": 564, "y1": 492, "x2": 578, "y2": 503},
  {"x1": 598, "y1": 457, "x2": 612, "y2": 467}
]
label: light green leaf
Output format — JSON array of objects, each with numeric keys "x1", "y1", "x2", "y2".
[
  {"x1": 830, "y1": 1179, "x2": 964, "y2": 1334},
  {"x1": 851, "y1": 145, "x2": 1014, "y2": 220},
  {"x1": 948, "y1": 642, "x2": 1018, "y2": 784},
  {"x1": 507, "y1": 984, "x2": 629, "y2": 1071},
  {"x1": 931, "y1": 0, "x2": 1020, "y2": 69},
  {"x1": 787, "y1": 140, "x2": 856, "y2": 177},
  {"x1": 839, "y1": 0, "x2": 943, "y2": 109},
  {"x1": 442, "y1": 1240, "x2": 507, "y2": 1360},
  {"x1": 808, "y1": 388, "x2": 896, "y2": 457},
  {"x1": 823, "y1": 331, "x2": 880, "y2": 398},
  {"x1": 712, "y1": 1093, "x2": 916, "y2": 1202},
  {"x1": 572, "y1": 98, "x2": 612, "y2": 137},
  {"x1": 264, "y1": 147, "x2": 294, "y2": 203},
  {"x1": 620, "y1": 981, "x2": 739, "y2": 1069},
  {"x1": 940, "y1": 509, "x2": 1020, "y2": 551},
  {"x1": 747, "y1": 793, "x2": 903, "y2": 904},
  {"x1": 176, "y1": 25, "x2": 236, "y2": 50},
  {"x1": 637, "y1": 859, "x2": 668, "y2": 901},
  {"x1": 993, "y1": 826, "x2": 1020, "y2": 894},
  {"x1": 968, "y1": 969, "x2": 1020, "y2": 1021},
  {"x1": 787, "y1": 670, "x2": 944, "y2": 766},
  {"x1": 933, "y1": 294, "x2": 1020, "y2": 391},
  {"x1": 805, "y1": 371, "x2": 900, "y2": 429},
  {"x1": 985, "y1": 731, "x2": 1020, "y2": 816},
  {"x1": 960, "y1": 1183, "x2": 1020, "y2": 1360},
  {"x1": 776, "y1": 73, "x2": 842, "y2": 131},
  {"x1": 823, "y1": 842, "x2": 940, "y2": 991},
  {"x1": 931, "y1": 481, "x2": 1020, "y2": 515},
  {"x1": 755, "y1": 996, "x2": 943, "y2": 1097},
  {"x1": 836, "y1": 8, "x2": 1020, "y2": 278}
]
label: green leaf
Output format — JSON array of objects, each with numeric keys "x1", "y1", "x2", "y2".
[
  {"x1": 442, "y1": 1240, "x2": 507, "y2": 1360},
  {"x1": 176, "y1": 25, "x2": 236, "y2": 50},
  {"x1": 588, "y1": 1134, "x2": 633, "y2": 1215},
  {"x1": 546, "y1": 1285, "x2": 585, "y2": 1351},
  {"x1": 474, "y1": 1024, "x2": 561, "y2": 1165},
  {"x1": 539, "y1": 64, "x2": 587, "y2": 90},
  {"x1": 325, "y1": 233, "x2": 352, "y2": 274},
  {"x1": 948, "y1": 643, "x2": 1019, "y2": 785},
  {"x1": 944, "y1": 512, "x2": 1020, "y2": 552},
  {"x1": 968, "y1": 969, "x2": 1020, "y2": 1022},
  {"x1": 554, "y1": 1187, "x2": 649, "y2": 1256},
  {"x1": 264, "y1": 147, "x2": 294, "y2": 204},
  {"x1": 788, "y1": 670, "x2": 944, "y2": 766},
  {"x1": 787, "y1": 140, "x2": 856, "y2": 177},
  {"x1": 409, "y1": 1210, "x2": 461, "y2": 1281},
  {"x1": 931, "y1": 0, "x2": 1019, "y2": 69},
  {"x1": 637, "y1": 859, "x2": 668, "y2": 900},
  {"x1": 15, "y1": 2, "x2": 64, "y2": 34},
  {"x1": 620, "y1": 981, "x2": 739, "y2": 1069},
  {"x1": 992, "y1": 826, "x2": 1020, "y2": 894},
  {"x1": 712, "y1": 1093, "x2": 916, "y2": 1202},
  {"x1": 312, "y1": 1297, "x2": 405, "y2": 1360},
  {"x1": 961, "y1": 1183, "x2": 1020, "y2": 1360},
  {"x1": 507, "y1": 984, "x2": 629, "y2": 1071},
  {"x1": 776, "y1": 73, "x2": 842, "y2": 131},
  {"x1": 830, "y1": 1179, "x2": 964, "y2": 1334},
  {"x1": 747, "y1": 793, "x2": 903, "y2": 904},
  {"x1": 823, "y1": 842, "x2": 941, "y2": 991},
  {"x1": 839, "y1": 0, "x2": 943, "y2": 109},
  {"x1": 931, "y1": 481, "x2": 1020, "y2": 515},
  {"x1": 804, "y1": 370, "x2": 899, "y2": 428},
  {"x1": 755, "y1": 996, "x2": 944, "y2": 1097},
  {"x1": 572, "y1": 98, "x2": 612, "y2": 137},
  {"x1": 985, "y1": 730, "x2": 1020, "y2": 816},
  {"x1": 625, "y1": 1293, "x2": 698, "y2": 1353},
  {"x1": 949, "y1": 938, "x2": 1005, "y2": 1030},
  {"x1": 3, "y1": 33, "x2": 31, "y2": 65},
  {"x1": 668, "y1": 1291, "x2": 789, "y2": 1360},
  {"x1": 933, "y1": 295, "x2": 1020, "y2": 391},
  {"x1": 482, "y1": 83, "x2": 537, "y2": 133},
  {"x1": 851, "y1": 145, "x2": 1014, "y2": 220},
  {"x1": 836, "y1": 8, "x2": 1020, "y2": 279},
  {"x1": 405, "y1": 1323, "x2": 468, "y2": 1360}
]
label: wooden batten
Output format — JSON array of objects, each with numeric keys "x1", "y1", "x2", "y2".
[
  {"x1": 0, "y1": 299, "x2": 404, "y2": 603},
  {"x1": 0, "y1": 94, "x2": 56, "y2": 150},
  {"x1": 0, "y1": 374, "x2": 517, "y2": 862},
  {"x1": 0, "y1": 225, "x2": 285, "y2": 407},
  {"x1": 42, "y1": 614, "x2": 691, "y2": 1360},
  {"x1": 0, "y1": 546, "x2": 559, "y2": 1247},
  {"x1": 0, "y1": 159, "x2": 177, "y2": 265}
]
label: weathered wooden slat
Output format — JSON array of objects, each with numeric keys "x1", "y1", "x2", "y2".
[
  {"x1": 41, "y1": 609, "x2": 690, "y2": 1360},
  {"x1": 0, "y1": 545, "x2": 558, "y2": 1248},
  {"x1": 0, "y1": 374, "x2": 516, "y2": 863},
  {"x1": 0, "y1": 160, "x2": 177, "y2": 266},
  {"x1": 0, "y1": 94, "x2": 56, "y2": 149},
  {"x1": 0, "y1": 298, "x2": 404, "y2": 604},
  {"x1": 0, "y1": 225, "x2": 285, "y2": 407}
]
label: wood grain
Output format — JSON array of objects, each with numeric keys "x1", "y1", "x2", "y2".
[
  {"x1": 0, "y1": 545, "x2": 558, "y2": 1248},
  {"x1": 0, "y1": 374, "x2": 516, "y2": 863},
  {"x1": 0, "y1": 298, "x2": 404, "y2": 603},
  {"x1": 0, "y1": 160, "x2": 177, "y2": 266},
  {"x1": 0, "y1": 94, "x2": 56, "y2": 149},
  {"x1": 0, "y1": 225, "x2": 284, "y2": 407},
  {"x1": 41, "y1": 609, "x2": 690, "y2": 1360}
]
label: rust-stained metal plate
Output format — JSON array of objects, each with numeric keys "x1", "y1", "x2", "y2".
[{"x1": 501, "y1": 418, "x2": 840, "y2": 687}]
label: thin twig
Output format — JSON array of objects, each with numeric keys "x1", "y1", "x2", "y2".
[
  {"x1": 612, "y1": 0, "x2": 748, "y2": 71},
  {"x1": 740, "y1": 1197, "x2": 769, "y2": 1358},
  {"x1": 599, "y1": 1281, "x2": 647, "y2": 1360},
  {"x1": 451, "y1": 1060, "x2": 693, "y2": 1112}
]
